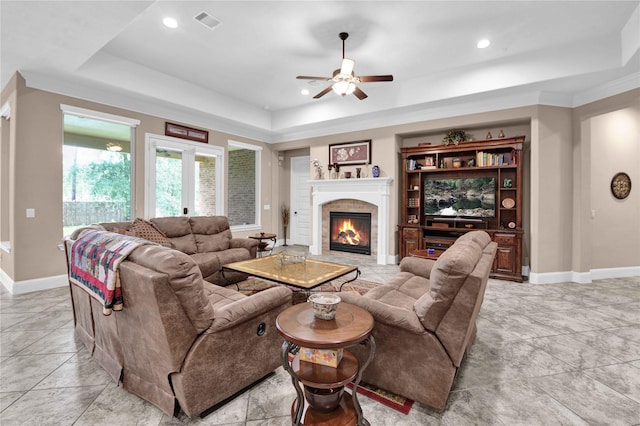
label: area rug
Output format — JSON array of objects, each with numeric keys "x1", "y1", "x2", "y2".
[{"x1": 346, "y1": 382, "x2": 414, "y2": 415}]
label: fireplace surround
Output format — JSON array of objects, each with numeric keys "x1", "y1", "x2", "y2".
[{"x1": 310, "y1": 177, "x2": 393, "y2": 265}]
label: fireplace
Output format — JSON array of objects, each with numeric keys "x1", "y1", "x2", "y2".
[
  {"x1": 329, "y1": 212, "x2": 371, "y2": 255},
  {"x1": 310, "y1": 177, "x2": 392, "y2": 264}
]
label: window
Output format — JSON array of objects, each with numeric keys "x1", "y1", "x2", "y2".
[
  {"x1": 61, "y1": 105, "x2": 139, "y2": 236},
  {"x1": 228, "y1": 141, "x2": 261, "y2": 228}
]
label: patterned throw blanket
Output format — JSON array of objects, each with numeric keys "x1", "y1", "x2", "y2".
[{"x1": 69, "y1": 230, "x2": 150, "y2": 315}]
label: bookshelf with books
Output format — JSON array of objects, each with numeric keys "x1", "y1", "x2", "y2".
[{"x1": 399, "y1": 136, "x2": 525, "y2": 282}]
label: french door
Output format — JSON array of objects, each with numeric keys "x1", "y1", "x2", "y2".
[{"x1": 144, "y1": 134, "x2": 224, "y2": 218}]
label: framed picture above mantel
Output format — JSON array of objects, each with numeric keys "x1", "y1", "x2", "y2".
[
  {"x1": 165, "y1": 122, "x2": 209, "y2": 143},
  {"x1": 329, "y1": 140, "x2": 371, "y2": 166}
]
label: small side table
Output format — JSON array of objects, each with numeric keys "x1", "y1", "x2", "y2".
[
  {"x1": 409, "y1": 249, "x2": 442, "y2": 260},
  {"x1": 249, "y1": 232, "x2": 276, "y2": 257},
  {"x1": 276, "y1": 302, "x2": 375, "y2": 426}
]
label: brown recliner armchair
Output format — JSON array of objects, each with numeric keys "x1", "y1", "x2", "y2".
[{"x1": 339, "y1": 231, "x2": 497, "y2": 411}]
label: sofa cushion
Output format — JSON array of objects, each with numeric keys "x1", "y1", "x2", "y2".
[
  {"x1": 414, "y1": 234, "x2": 485, "y2": 331},
  {"x1": 127, "y1": 244, "x2": 214, "y2": 333},
  {"x1": 456, "y1": 230, "x2": 492, "y2": 253},
  {"x1": 129, "y1": 218, "x2": 172, "y2": 247},
  {"x1": 190, "y1": 253, "x2": 221, "y2": 280},
  {"x1": 366, "y1": 271, "x2": 430, "y2": 310},
  {"x1": 151, "y1": 217, "x2": 197, "y2": 254},
  {"x1": 189, "y1": 216, "x2": 232, "y2": 252},
  {"x1": 201, "y1": 281, "x2": 246, "y2": 309}
]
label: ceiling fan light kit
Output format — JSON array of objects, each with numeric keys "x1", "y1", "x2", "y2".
[{"x1": 297, "y1": 32, "x2": 393, "y2": 100}]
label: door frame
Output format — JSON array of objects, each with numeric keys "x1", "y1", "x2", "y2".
[{"x1": 144, "y1": 133, "x2": 224, "y2": 218}]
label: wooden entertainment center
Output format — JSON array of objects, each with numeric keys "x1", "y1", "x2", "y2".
[{"x1": 399, "y1": 136, "x2": 524, "y2": 282}]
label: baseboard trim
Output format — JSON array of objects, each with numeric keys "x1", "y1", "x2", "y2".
[
  {"x1": 529, "y1": 266, "x2": 640, "y2": 284},
  {"x1": 591, "y1": 266, "x2": 640, "y2": 280},
  {"x1": 0, "y1": 269, "x2": 67, "y2": 294}
]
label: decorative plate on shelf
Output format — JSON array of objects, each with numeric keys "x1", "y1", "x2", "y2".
[
  {"x1": 502, "y1": 198, "x2": 515, "y2": 209},
  {"x1": 611, "y1": 172, "x2": 631, "y2": 199}
]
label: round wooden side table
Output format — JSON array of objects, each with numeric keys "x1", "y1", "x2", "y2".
[
  {"x1": 249, "y1": 232, "x2": 277, "y2": 257},
  {"x1": 276, "y1": 302, "x2": 375, "y2": 426}
]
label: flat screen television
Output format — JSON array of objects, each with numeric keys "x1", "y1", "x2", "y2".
[{"x1": 424, "y1": 177, "x2": 496, "y2": 218}]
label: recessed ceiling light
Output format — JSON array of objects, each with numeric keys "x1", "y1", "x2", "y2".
[
  {"x1": 301, "y1": 89, "x2": 310, "y2": 96},
  {"x1": 477, "y1": 39, "x2": 490, "y2": 49},
  {"x1": 163, "y1": 17, "x2": 178, "y2": 29}
]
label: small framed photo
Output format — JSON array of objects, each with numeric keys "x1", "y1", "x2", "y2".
[
  {"x1": 165, "y1": 122, "x2": 209, "y2": 143},
  {"x1": 329, "y1": 140, "x2": 372, "y2": 166},
  {"x1": 425, "y1": 156, "x2": 435, "y2": 167}
]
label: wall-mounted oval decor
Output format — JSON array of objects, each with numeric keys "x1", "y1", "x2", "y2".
[{"x1": 611, "y1": 172, "x2": 631, "y2": 199}]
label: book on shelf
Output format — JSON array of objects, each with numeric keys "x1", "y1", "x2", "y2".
[{"x1": 476, "y1": 151, "x2": 515, "y2": 167}]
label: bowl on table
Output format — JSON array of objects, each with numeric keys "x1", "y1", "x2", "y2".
[{"x1": 308, "y1": 293, "x2": 341, "y2": 320}]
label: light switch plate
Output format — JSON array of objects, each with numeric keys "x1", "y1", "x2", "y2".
[{"x1": 26, "y1": 208, "x2": 35, "y2": 218}]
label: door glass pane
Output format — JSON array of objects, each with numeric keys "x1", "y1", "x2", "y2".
[
  {"x1": 63, "y1": 115, "x2": 131, "y2": 236},
  {"x1": 194, "y1": 153, "x2": 216, "y2": 216},
  {"x1": 155, "y1": 148, "x2": 182, "y2": 217}
]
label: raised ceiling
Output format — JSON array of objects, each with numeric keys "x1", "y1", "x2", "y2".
[{"x1": 2, "y1": 1, "x2": 639, "y2": 142}]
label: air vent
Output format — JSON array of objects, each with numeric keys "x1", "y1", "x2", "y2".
[{"x1": 194, "y1": 11, "x2": 222, "y2": 30}]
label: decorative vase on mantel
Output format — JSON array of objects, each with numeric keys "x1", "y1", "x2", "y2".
[{"x1": 372, "y1": 165, "x2": 380, "y2": 178}]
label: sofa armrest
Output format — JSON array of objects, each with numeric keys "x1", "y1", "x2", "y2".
[
  {"x1": 339, "y1": 292, "x2": 425, "y2": 333},
  {"x1": 230, "y1": 238, "x2": 259, "y2": 250},
  {"x1": 230, "y1": 238, "x2": 259, "y2": 258},
  {"x1": 209, "y1": 286, "x2": 292, "y2": 331},
  {"x1": 399, "y1": 256, "x2": 436, "y2": 279}
]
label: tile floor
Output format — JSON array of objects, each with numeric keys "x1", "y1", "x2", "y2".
[{"x1": 1, "y1": 250, "x2": 639, "y2": 425}]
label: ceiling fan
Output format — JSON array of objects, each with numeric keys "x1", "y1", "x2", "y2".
[{"x1": 297, "y1": 32, "x2": 394, "y2": 100}]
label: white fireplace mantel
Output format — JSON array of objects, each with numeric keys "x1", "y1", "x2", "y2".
[{"x1": 309, "y1": 177, "x2": 393, "y2": 265}]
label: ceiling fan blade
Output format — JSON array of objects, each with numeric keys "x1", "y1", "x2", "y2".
[
  {"x1": 358, "y1": 75, "x2": 394, "y2": 82},
  {"x1": 340, "y1": 58, "x2": 355, "y2": 76},
  {"x1": 353, "y1": 86, "x2": 368, "y2": 100},
  {"x1": 297, "y1": 75, "x2": 331, "y2": 81},
  {"x1": 313, "y1": 86, "x2": 334, "y2": 99}
]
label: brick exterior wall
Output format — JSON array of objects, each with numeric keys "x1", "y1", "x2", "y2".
[
  {"x1": 228, "y1": 149, "x2": 256, "y2": 225},
  {"x1": 196, "y1": 156, "x2": 217, "y2": 216}
]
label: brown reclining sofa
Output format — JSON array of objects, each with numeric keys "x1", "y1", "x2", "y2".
[{"x1": 65, "y1": 216, "x2": 292, "y2": 418}]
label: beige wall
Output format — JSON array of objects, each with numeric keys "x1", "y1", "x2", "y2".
[
  {"x1": 590, "y1": 107, "x2": 640, "y2": 268},
  {"x1": 0, "y1": 73, "x2": 276, "y2": 289},
  {"x1": 574, "y1": 90, "x2": 640, "y2": 272},
  {"x1": 2, "y1": 69, "x2": 638, "y2": 291},
  {"x1": 530, "y1": 106, "x2": 574, "y2": 274}
]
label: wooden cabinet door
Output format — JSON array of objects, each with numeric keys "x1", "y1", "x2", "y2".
[
  {"x1": 401, "y1": 228, "x2": 420, "y2": 258},
  {"x1": 491, "y1": 232, "x2": 521, "y2": 280},
  {"x1": 494, "y1": 245, "x2": 516, "y2": 274}
]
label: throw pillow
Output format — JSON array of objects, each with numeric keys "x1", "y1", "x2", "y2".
[{"x1": 130, "y1": 218, "x2": 172, "y2": 248}]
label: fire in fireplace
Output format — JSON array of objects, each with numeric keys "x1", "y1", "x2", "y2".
[{"x1": 329, "y1": 212, "x2": 371, "y2": 255}]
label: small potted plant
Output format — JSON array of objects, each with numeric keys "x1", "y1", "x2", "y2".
[{"x1": 442, "y1": 129, "x2": 469, "y2": 146}]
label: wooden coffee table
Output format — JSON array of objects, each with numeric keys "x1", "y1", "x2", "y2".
[
  {"x1": 276, "y1": 302, "x2": 375, "y2": 426},
  {"x1": 223, "y1": 255, "x2": 360, "y2": 290}
]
